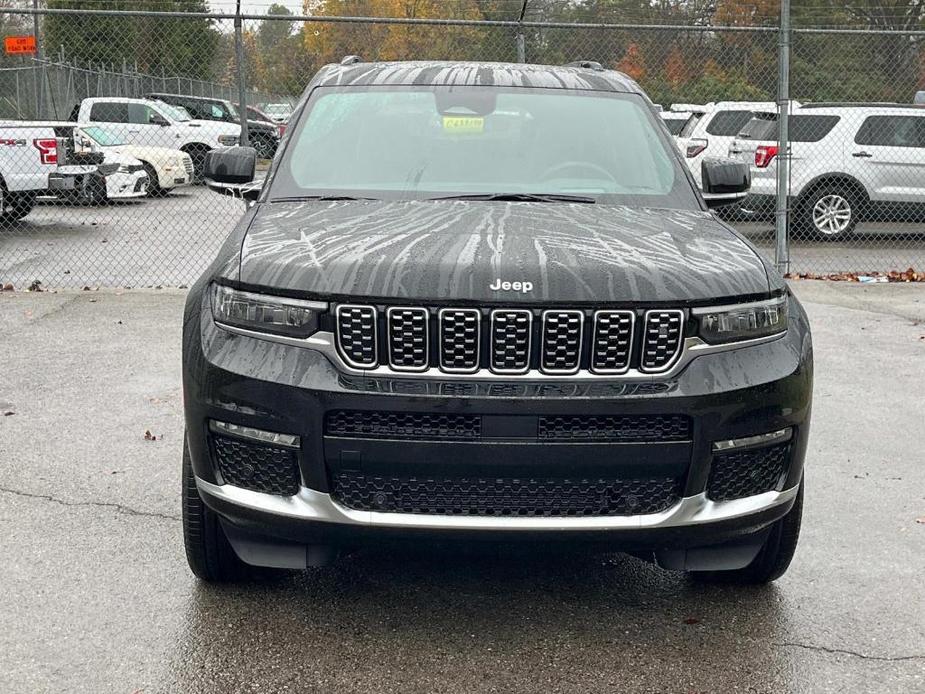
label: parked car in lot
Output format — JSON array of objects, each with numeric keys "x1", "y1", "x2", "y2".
[
  {"x1": 148, "y1": 93, "x2": 280, "y2": 159},
  {"x1": 71, "y1": 97, "x2": 239, "y2": 180},
  {"x1": 676, "y1": 101, "x2": 789, "y2": 189},
  {"x1": 73, "y1": 125, "x2": 193, "y2": 196},
  {"x1": 0, "y1": 122, "x2": 64, "y2": 222},
  {"x1": 262, "y1": 102, "x2": 293, "y2": 123},
  {"x1": 659, "y1": 110, "x2": 696, "y2": 136},
  {"x1": 730, "y1": 104, "x2": 925, "y2": 237},
  {"x1": 236, "y1": 103, "x2": 287, "y2": 137},
  {"x1": 182, "y1": 60, "x2": 811, "y2": 587}
]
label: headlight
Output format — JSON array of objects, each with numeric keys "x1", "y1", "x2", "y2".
[
  {"x1": 210, "y1": 284, "x2": 326, "y2": 338},
  {"x1": 218, "y1": 135, "x2": 239, "y2": 146},
  {"x1": 693, "y1": 296, "x2": 788, "y2": 344}
]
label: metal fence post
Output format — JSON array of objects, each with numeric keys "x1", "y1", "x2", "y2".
[
  {"x1": 234, "y1": 0, "x2": 250, "y2": 147},
  {"x1": 32, "y1": 0, "x2": 43, "y2": 118},
  {"x1": 515, "y1": 0, "x2": 528, "y2": 63},
  {"x1": 774, "y1": 0, "x2": 791, "y2": 274}
]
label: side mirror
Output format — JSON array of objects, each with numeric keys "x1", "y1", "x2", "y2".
[
  {"x1": 151, "y1": 113, "x2": 170, "y2": 127},
  {"x1": 701, "y1": 157, "x2": 750, "y2": 208},
  {"x1": 204, "y1": 146, "x2": 260, "y2": 201}
]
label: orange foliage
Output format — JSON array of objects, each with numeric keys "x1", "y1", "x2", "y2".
[{"x1": 616, "y1": 43, "x2": 646, "y2": 81}]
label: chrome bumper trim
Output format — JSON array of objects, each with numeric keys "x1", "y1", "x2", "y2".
[
  {"x1": 196, "y1": 478, "x2": 800, "y2": 531},
  {"x1": 214, "y1": 323, "x2": 786, "y2": 382}
]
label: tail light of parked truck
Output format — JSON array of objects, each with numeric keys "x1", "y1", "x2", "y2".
[
  {"x1": 755, "y1": 145, "x2": 778, "y2": 168},
  {"x1": 33, "y1": 138, "x2": 58, "y2": 165},
  {"x1": 686, "y1": 138, "x2": 708, "y2": 158}
]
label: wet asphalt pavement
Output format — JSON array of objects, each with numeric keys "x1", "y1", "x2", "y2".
[{"x1": 1, "y1": 282, "x2": 924, "y2": 693}]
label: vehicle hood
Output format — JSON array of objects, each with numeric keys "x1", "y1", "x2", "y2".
[
  {"x1": 99, "y1": 150, "x2": 142, "y2": 166},
  {"x1": 236, "y1": 201, "x2": 770, "y2": 303},
  {"x1": 105, "y1": 145, "x2": 184, "y2": 163}
]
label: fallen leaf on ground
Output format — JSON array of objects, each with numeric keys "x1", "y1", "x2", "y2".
[
  {"x1": 3, "y1": 411, "x2": 15, "y2": 416},
  {"x1": 1, "y1": 283, "x2": 13, "y2": 291},
  {"x1": 683, "y1": 617, "x2": 700, "y2": 625},
  {"x1": 916, "y1": 516, "x2": 925, "y2": 525},
  {"x1": 143, "y1": 430, "x2": 157, "y2": 441}
]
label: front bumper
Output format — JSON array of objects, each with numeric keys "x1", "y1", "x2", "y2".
[{"x1": 183, "y1": 285, "x2": 812, "y2": 562}]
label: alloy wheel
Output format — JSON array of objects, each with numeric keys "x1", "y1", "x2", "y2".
[{"x1": 812, "y1": 193, "x2": 852, "y2": 236}]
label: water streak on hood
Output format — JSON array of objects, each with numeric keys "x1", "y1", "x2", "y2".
[{"x1": 237, "y1": 200, "x2": 770, "y2": 303}]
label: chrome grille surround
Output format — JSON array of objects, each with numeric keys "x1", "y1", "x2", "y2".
[
  {"x1": 640, "y1": 309, "x2": 685, "y2": 373},
  {"x1": 489, "y1": 309, "x2": 533, "y2": 374},
  {"x1": 335, "y1": 304, "x2": 378, "y2": 369},
  {"x1": 310, "y1": 303, "x2": 741, "y2": 379},
  {"x1": 540, "y1": 310, "x2": 584, "y2": 375},
  {"x1": 386, "y1": 307, "x2": 429, "y2": 372},
  {"x1": 590, "y1": 310, "x2": 635, "y2": 374},
  {"x1": 438, "y1": 308, "x2": 481, "y2": 374}
]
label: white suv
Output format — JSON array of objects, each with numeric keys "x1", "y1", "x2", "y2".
[
  {"x1": 73, "y1": 97, "x2": 239, "y2": 180},
  {"x1": 676, "y1": 101, "x2": 786, "y2": 190},
  {"x1": 729, "y1": 104, "x2": 925, "y2": 237}
]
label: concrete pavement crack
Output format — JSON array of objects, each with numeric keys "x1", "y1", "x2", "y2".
[
  {"x1": 0, "y1": 485, "x2": 180, "y2": 522},
  {"x1": 780, "y1": 641, "x2": 925, "y2": 662}
]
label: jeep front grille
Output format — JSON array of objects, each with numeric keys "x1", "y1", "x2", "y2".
[
  {"x1": 641, "y1": 310, "x2": 684, "y2": 372},
  {"x1": 333, "y1": 304, "x2": 687, "y2": 377},
  {"x1": 335, "y1": 304, "x2": 377, "y2": 368}
]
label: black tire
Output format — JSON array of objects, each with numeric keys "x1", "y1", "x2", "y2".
[
  {"x1": 0, "y1": 190, "x2": 36, "y2": 223},
  {"x1": 183, "y1": 145, "x2": 210, "y2": 184},
  {"x1": 141, "y1": 162, "x2": 163, "y2": 197},
  {"x1": 85, "y1": 175, "x2": 109, "y2": 206},
  {"x1": 182, "y1": 434, "x2": 251, "y2": 582},
  {"x1": 691, "y1": 480, "x2": 803, "y2": 585},
  {"x1": 797, "y1": 183, "x2": 861, "y2": 240}
]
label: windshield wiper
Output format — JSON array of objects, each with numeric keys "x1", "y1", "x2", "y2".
[
  {"x1": 429, "y1": 192, "x2": 596, "y2": 204},
  {"x1": 271, "y1": 195, "x2": 378, "y2": 202}
]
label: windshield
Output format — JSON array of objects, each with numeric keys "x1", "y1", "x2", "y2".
[
  {"x1": 271, "y1": 85, "x2": 698, "y2": 208},
  {"x1": 156, "y1": 101, "x2": 191, "y2": 122},
  {"x1": 81, "y1": 126, "x2": 125, "y2": 146}
]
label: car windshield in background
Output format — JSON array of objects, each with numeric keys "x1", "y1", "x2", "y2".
[
  {"x1": 157, "y1": 101, "x2": 191, "y2": 121},
  {"x1": 739, "y1": 114, "x2": 840, "y2": 143},
  {"x1": 273, "y1": 86, "x2": 698, "y2": 208},
  {"x1": 81, "y1": 126, "x2": 125, "y2": 147}
]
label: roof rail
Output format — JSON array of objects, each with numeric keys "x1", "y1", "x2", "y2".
[
  {"x1": 340, "y1": 55, "x2": 363, "y2": 66},
  {"x1": 564, "y1": 60, "x2": 603, "y2": 71},
  {"x1": 800, "y1": 101, "x2": 924, "y2": 109}
]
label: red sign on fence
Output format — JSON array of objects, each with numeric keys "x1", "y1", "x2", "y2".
[{"x1": 4, "y1": 35, "x2": 37, "y2": 55}]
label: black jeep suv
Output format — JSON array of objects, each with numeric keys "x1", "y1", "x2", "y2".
[{"x1": 182, "y1": 60, "x2": 812, "y2": 584}]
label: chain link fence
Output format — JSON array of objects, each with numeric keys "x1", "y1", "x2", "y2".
[{"x1": 1, "y1": 2, "x2": 924, "y2": 289}]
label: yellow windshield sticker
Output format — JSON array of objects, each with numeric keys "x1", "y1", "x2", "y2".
[{"x1": 443, "y1": 116, "x2": 484, "y2": 134}]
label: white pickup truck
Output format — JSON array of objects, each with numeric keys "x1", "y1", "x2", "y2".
[
  {"x1": 72, "y1": 97, "x2": 240, "y2": 180},
  {"x1": 0, "y1": 122, "x2": 72, "y2": 223}
]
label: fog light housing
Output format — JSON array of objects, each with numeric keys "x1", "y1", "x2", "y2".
[
  {"x1": 712, "y1": 427, "x2": 792, "y2": 452},
  {"x1": 209, "y1": 420, "x2": 300, "y2": 448}
]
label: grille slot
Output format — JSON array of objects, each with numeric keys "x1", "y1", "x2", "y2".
[
  {"x1": 326, "y1": 410, "x2": 481, "y2": 440},
  {"x1": 210, "y1": 434, "x2": 300, "y2": 496},
  {"x1": 540, "y1": 310, "x2": 583, "y2": 374},
  {"x1": 439, "y1": 308, "x2": 481, "y2": 373},
  {"x1": 331, "y1": 473, "x2": 681, "y2": 516},
  {"x1": 490, "y1": 309, "x2": 532, "y2": 374},
  {"x1": 707, "y1": 443, "x2": 791, "y2": 501},
  {"x1": 336, "y1": 304, "x2": 378, "y2": 368},
  {"x1": 641, "y1": 310, "x2": 685, "y2": 372},
  {"x1": 386, "y1": 307, "x2": 429, "y2": 371},
  {"x1": 591, "y1": 310, "x2": 635, "y2": 373},
  {"x1": 538, "y1": 415, "x2": 692, "y2": 442}
]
